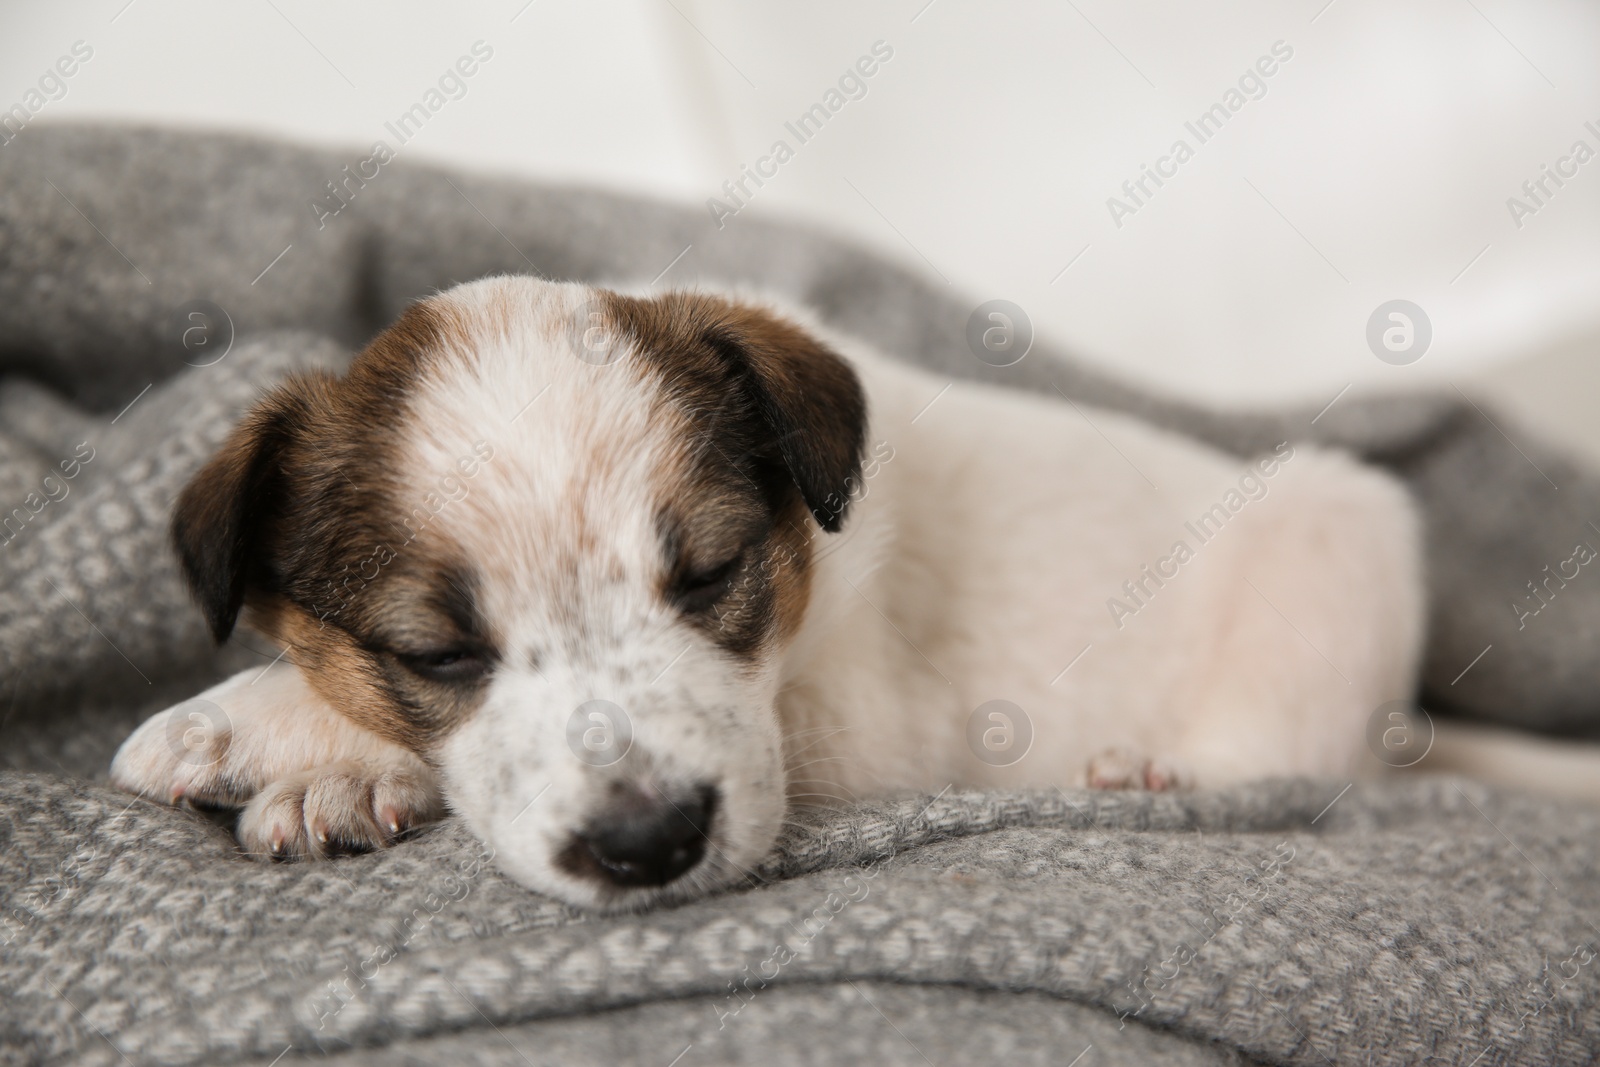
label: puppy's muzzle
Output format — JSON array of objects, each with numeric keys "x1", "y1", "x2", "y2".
[{"x1": 560, "y1": 782, "x2": 718, "y2": 888}]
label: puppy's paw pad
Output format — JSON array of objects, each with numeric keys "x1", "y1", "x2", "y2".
[
  {"x1": 1087, "y1": 748, "x2": 1141, "y2": 790},
  {"x1": 237, "y1": 760, "x2": 444, "y2": 862},
  {"x1": 1141, "y1": 758, "x2": 1190, "y2": 792},
  {"x1": 1086, "y1": 749, "x2": 1190, "y2": 792}
]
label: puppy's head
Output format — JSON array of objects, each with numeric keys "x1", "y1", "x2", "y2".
[{"x1": 173, "y1": 277, "x2": 866, "y2": 910}]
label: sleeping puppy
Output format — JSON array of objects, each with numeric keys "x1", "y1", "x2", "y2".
[{"x1": 111, "y1": 276, "x2": 1424, "y2": 911}]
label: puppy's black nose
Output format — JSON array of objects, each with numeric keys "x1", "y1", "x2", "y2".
[{"x1": 571, "y1": 784, "x2": 717, "y2": 888}]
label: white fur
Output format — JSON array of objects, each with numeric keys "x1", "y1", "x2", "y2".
[
  {"x1": 779, "y1": 309, "x2": 1424, "y2": 800},
  {"x1": 113, "y1": 277, "x2": 1432, "y2": 910},
  {"x1": 110, "y1": 666, "x2": 441, "y2": 857}
]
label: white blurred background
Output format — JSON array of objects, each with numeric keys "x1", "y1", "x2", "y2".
[{"x1": 5, "y1": 1, "x2": 1600, "y2": 448}]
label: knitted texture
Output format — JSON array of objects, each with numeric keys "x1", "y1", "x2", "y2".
[{"x1": 3, "y1": 777, "x2": 1597, "y2": 1065}]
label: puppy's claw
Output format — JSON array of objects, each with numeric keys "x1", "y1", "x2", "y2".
[
  {"x1": 1087, "y1": 748, "x2": 1190, "y2": 792},
  {"x1": 1142, "y1": 758, "x2": 1188, "y2": 792},
  {"x1": 111, "y1": 668, "x2": 445, "y2": 863},
  {"x1": 1087, "y1": 747, "x2": 1140, "y2": 789},
  {"x1": 237, "y1": 759, "x2": 444, "y2": 863}
]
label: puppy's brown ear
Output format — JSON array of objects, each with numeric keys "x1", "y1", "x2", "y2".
[
  {"x1": 704, "y1": 302, "x2": 868, "y2": 531},
  {"x1": 171, "y1": 379, "x2": 315, "y2": 642},
  {"x1": 605, "y1": 292, "x2": 868, "y2": 531}
]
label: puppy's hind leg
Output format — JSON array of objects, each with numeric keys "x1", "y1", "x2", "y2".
[{"x1": 1170, "y1": 449, "x2": 1425, "y2": 787}]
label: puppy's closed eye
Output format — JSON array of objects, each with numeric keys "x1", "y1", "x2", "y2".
[
  {"x1": 391, "y1": 646, "x2": 491, "y2": 684},
  {"x1": 671, "y1": 551, "x2": 745, "y2": 614}
]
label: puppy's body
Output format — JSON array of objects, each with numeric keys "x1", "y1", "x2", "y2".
[
  {"x1": 113, "y1": 277, "x2": 1424, "y2": 910},
  {"x1": 786, "y1": 339, "x2": 1421, "y2": 797}
]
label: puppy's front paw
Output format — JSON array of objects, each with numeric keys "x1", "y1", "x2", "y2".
[
  {"x1": 1086, "y1": 748, "x2": 1190, "y2": 792},
  {"x1": 238, "y1": 759, "x2": 445, "y2": 860},
  {"x1": 110, "y1": 696, "x2": 246, "y2": 806},
  {"x1": 110, "y1": 666, "x2": 447, "y2": 860}
]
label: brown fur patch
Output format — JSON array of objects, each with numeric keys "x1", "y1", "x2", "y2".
[
  {"x1": 172, "y1": 297, "x2": 492, "y2": 754},
  {"x1": 602, "y1": 291, "x2": 867, "y2": 532},
  {"x1": 251, "y1": 569, "x2": 491, "y2": 754},
  {"x1": 601, "y1": 291, "x2": 866, "y2": 659}
]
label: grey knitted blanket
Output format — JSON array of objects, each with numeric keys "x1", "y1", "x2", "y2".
[{"x1": 1, "y1": 126, "x2": 1597, "y2": 1066}]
